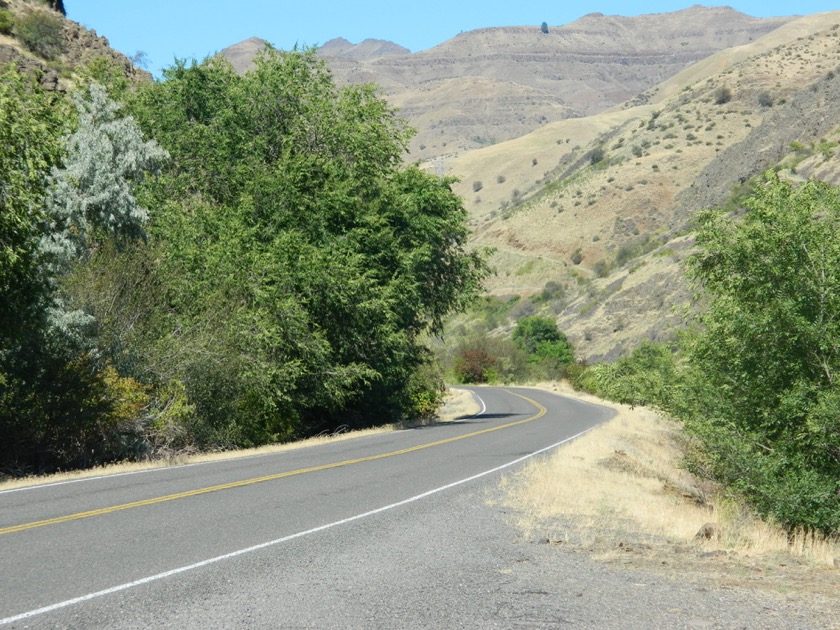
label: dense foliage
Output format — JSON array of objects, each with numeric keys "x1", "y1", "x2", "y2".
[
  {"x1": 0, "y1": 50, "x2": 486, "y2": 474},
  {"x1": 451, "y1": 315, "x2": 574, "y2": 384},
  {"x1": 570, "y1": 174, "x2": 840, "y2": 534},
  {"x1": 671, "y1": 174, "x2": 840, "y2": 533}
]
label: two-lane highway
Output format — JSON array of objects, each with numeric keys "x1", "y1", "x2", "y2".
[{"x1": 0, "y1": 387, "x2": 615, "y2": 627}]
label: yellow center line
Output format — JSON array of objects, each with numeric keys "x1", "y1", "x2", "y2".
[{"x1": 1, "y1": 390, "x2": 546, "y2": 536}]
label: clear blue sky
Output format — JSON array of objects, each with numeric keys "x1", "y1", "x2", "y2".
[{"x1": 68, "y1": 1, "x2": 839, "y2": 78}]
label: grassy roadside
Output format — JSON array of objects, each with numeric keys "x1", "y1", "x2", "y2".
[
  {"x1": 498, "y1": 381, "x2": 840, "y2": 598},
  {"x1": 0, "y1": 387, "x2": 480, "y2": 492}
]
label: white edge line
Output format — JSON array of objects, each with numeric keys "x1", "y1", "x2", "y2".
[{"x1": 0, "y1": 419, "x2": 595, "y2": 627}]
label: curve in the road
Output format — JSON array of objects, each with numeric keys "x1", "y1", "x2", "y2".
[{"x1": 0, "y1": 387, "x2": 612, "y2": 627}]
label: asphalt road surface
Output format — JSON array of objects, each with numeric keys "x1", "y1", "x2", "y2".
[
  {"x1": 2, "y1": 387, "x2": 833, "y2": 629},
  {"x1": 1, "y1": 386, "x2": 616, "y2": 628}
]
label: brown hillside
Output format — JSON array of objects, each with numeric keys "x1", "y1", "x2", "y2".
[
  {"x1": 0, "y1": 0, "x2": 148, "y2": 90},
  {"x1": 220, "y1": 7, "x2": 791, "y2": 162},
  {"x1": 452, "y1": 12, "x2": 840, "y2": 361}
]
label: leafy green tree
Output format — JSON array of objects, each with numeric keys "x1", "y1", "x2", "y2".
[
  {"x1": 510, "y1": 315, "x2": 575, "y2": 379},
  {"x1": 0, "y1": 66, "x2": 65, "y2": 339},
  {"x1": 512, "y1": 315, "x2": 563, "y2": 354},
  {"x1": 672, "y1": 173, "x2": 840, "y2": 532},
  {"x1": 117, "y1": 48, "x2": 486, "y2": 442},
  {"x1": 1, "y1": 79, "x2": 168, "y2": 474}
]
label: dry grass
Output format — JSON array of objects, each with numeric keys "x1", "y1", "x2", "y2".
[
  {"x1": 0, "y1": 387, "x2": 480, "y2": 492},
  {"x1": 500, "y1": 382, "x2": 840, "y2": 596}
]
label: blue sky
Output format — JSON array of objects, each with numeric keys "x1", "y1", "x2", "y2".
[{"x1": 68, "y1": 1, "x2": 839, "y2": 78}]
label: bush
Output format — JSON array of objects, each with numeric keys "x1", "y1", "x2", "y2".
[
  {"x1": 757, "y1": 91, "x2": 774, "y2": 107},
  {"x1": 714, "y1": 85, "x2": 732, "y2": 105},
  {"x1": 580, "y1": 342, "x2": 676, "y2": 408},
  {"x1": 472, "y1": 180, "x2": 483, "y2": 193},
  {"x1": 0, "y1": 9, "x2": 14, "y2": 35},
  {"x1": 454, "y1": 346, "x2": 497, "y2": 384},
  {"x1": 670, "y1": 175, "x2": 840, "y2": 533},
  {"x1": 512, "y1": 316, "x2": 575, "y2": 379},
  {"x1": 16, "y1": 11, "x2": 66, "y2": 59}
]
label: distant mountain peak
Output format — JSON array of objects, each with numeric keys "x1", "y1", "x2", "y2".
[
  {"x1": 317, "y1": 37, "x2": 410, "y2": 60},
  {"x1": 218, "y1": 37, "x2": 269, "y2": 73}
]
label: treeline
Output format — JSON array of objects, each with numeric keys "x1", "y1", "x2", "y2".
[
  {"x1": 0, "y1": 49, "x2": 486, "y2": 475},
  {"x1": 573, "y1": 175, "x2": 840, "y2": 535}
]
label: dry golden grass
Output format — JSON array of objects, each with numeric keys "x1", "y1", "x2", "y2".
[
  {"x1": 0, "y1": 387, "x2": 480, "y2": 492},
  {"x1": 501, "y1": 382, "x2": 840, "y2": 594}
]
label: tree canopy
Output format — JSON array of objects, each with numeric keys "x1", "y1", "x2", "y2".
[
  {"x1": 672, "y1": 173, "x2": 840, "y2": 532},
  {"x1": 0, "y1": 49, "x2": 487, "y2": 474}
]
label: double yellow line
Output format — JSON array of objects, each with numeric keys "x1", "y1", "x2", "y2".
[{"x1": 1, "y1": 391, "x2": 546, "y2": 536}]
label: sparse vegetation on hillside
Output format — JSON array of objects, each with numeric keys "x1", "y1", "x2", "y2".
[{"x1": 15, "y1": 10, "x2": 66, "y2": 59}]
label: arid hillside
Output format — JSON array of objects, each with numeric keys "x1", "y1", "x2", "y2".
[
  {"x1": 220, "y1": 7, "x2": 792, "y2": 162},
  {"x1": 449, "y1": 12, "x2": 840, "y2": 361},
  {"x1": 0, "y1": 0, "x2": 147, "y2": 90}
]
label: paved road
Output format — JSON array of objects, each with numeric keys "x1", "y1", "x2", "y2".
[{"x1": 0, "y1": 387, "x2": 615, "y2": 628}]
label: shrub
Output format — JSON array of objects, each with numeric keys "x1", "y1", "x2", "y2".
[
  {"x1": 590, "y1": 146, "x2": 606, "y2": 165},
  {"x1": 454, "y1": 346, "x2": 497, "y2": 384},
  {"x1": 496, "y1": 174, "x2": 506, "y2": 184},
  {"x1": 714, "y1": 85, "x2": 732, "y2": 105},
  {"x1": 757, "y1": 91, "x2": 774, "y2": 107},
  {"x1": 16, "y1": 11, "x2": 66, "y2": 59},
  {"x1": 592, "y1": 259, "x2": 609, "y2": 277},
  {"x1": 540, "y1": 281, "x2": 564, "y2": 302},
  {"x1": 0, "y1": 9, "x2": 14, "y2": 35},
  {"x1": 581, "y1": 342, "x2": 676, "y2": 408},
  {"x1": 472, "y1": 180, "x2": 483, "y2": 193}
]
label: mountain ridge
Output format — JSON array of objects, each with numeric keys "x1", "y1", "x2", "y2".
[
  {"x1": 449, "y1": 11, "x2": 840, "y2": 361},
  {"x1": 219, "y1": 6, "x2": 793, "y2": 162}
]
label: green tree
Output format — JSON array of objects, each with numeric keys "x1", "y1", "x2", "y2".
[
  {"x1": 0, "y1": 79, "x2": 171, "y2": 474},
  {"x1": 0, "y1": 66, "x2": 65, "y2": 339},
  {"x1": 672, "y1": 173, "x2": 840, "y2": 532},
  {"x1": 117, "y1": 49, "x2": 487, "y2": 442},
  {"x1": 512, "y1": 315, "x2": 563, "y2": 354},
  {"x1": 511, "y1": 315, "x2": 574, "y2": 379}
]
